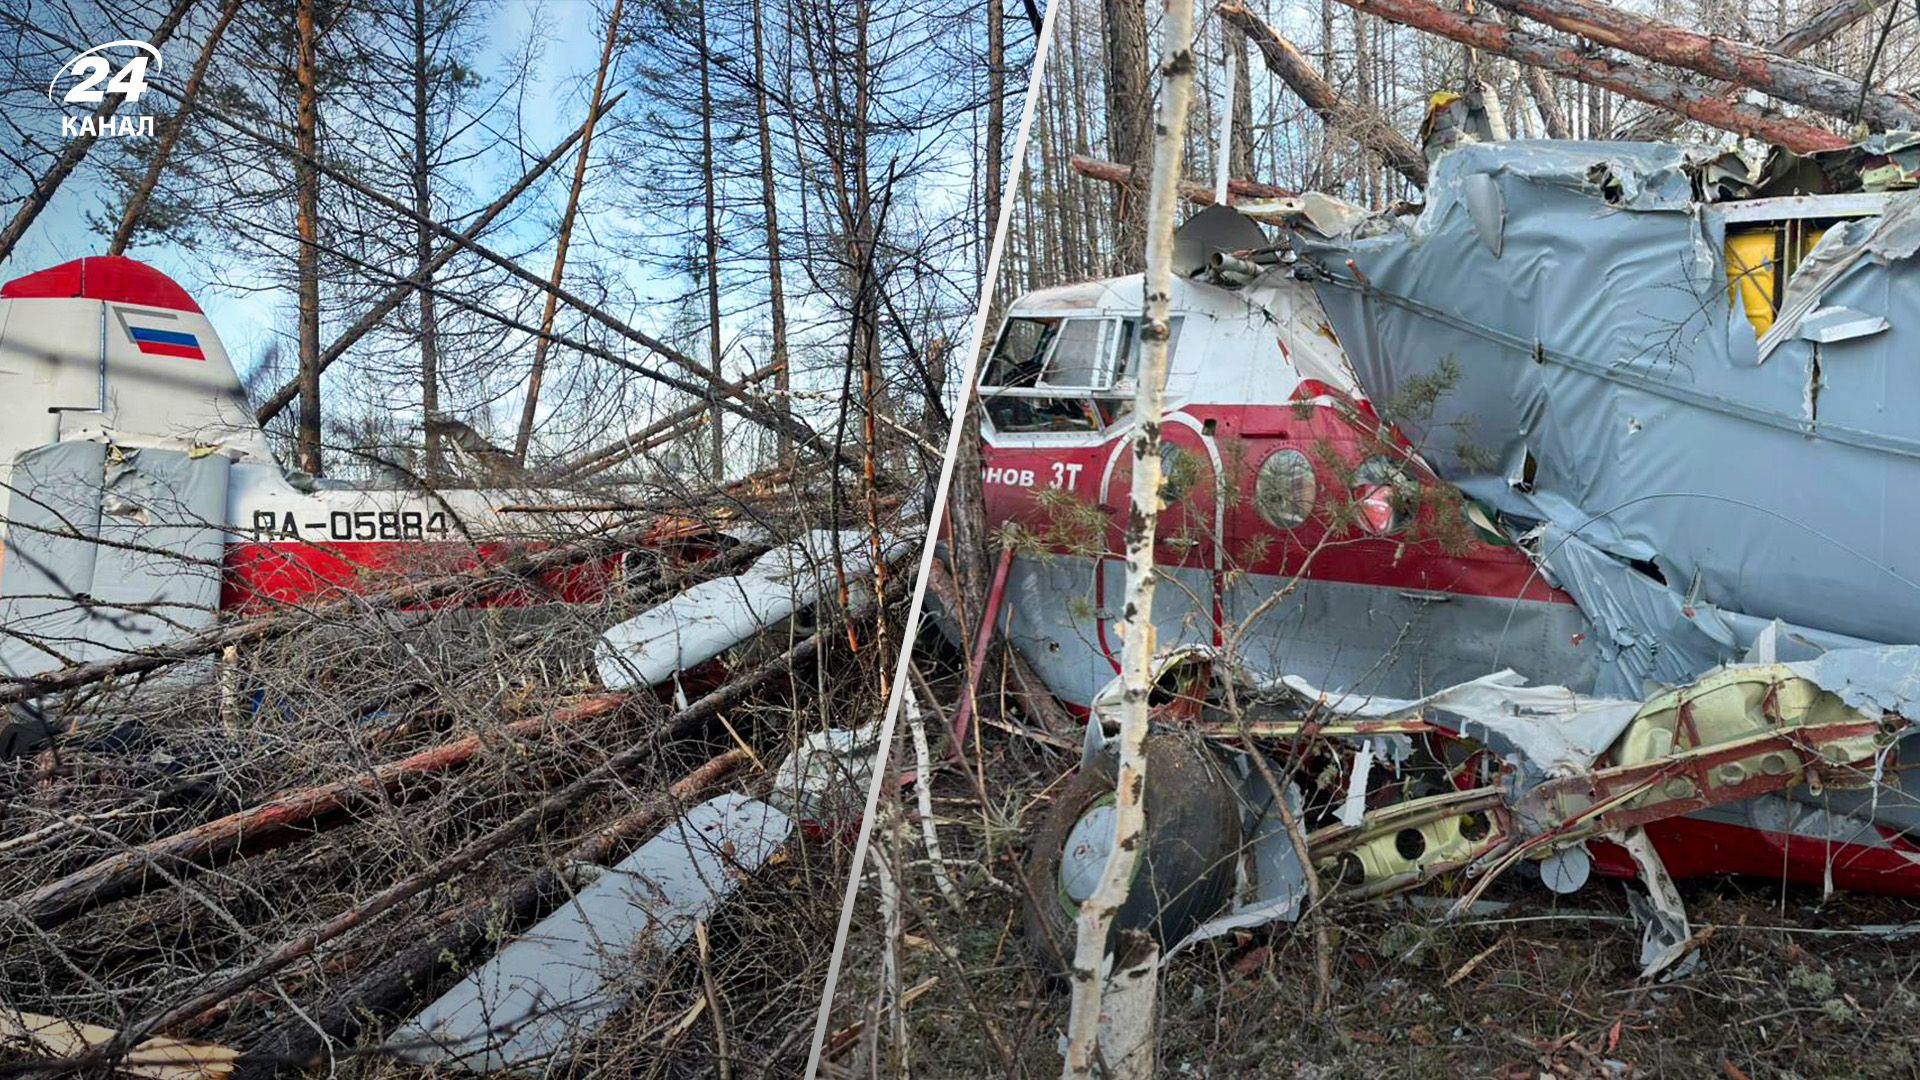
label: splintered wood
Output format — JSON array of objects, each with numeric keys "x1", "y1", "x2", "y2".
[{"x1": 1, "y1": 1011, "x2": 236, "y2": 1080}]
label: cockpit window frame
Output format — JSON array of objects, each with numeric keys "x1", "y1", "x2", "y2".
[{"x1": 979, "y1": 310, "x2": 1181, "y2": 440}]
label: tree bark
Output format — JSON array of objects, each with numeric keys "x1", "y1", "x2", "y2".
[
  {"x1": 108, "y1": 0, "x2": 245, "y2": 256},
  {"x1": 1522, "y1": 57, "x2": 1572, "y2": 137},
  {"x1": 513, "y1": 0, "x2": 623, "y2": 467},
  {"x1": 294, "y1": 0, "x2": 324, "y2": 475},
  {"x1": 1220, "y1": 3, "x2": 1429, "y2": 188},
  {"x1": 1062, "y1": 0, "x2": 1195, "y2": 1071},
  {"x1": 1225, "y1": 19, "x2": 1256, "y2": 179},
  {"x1": 1483, "y1": 0, "x2": 1920, "y2": 131},
  {"x1": 751, "y1": 0, "x2": 793, "y2": 466},
  {"x1": 1326, "y1": 0, "x2": 1851, "y2": 153},
  {"x1": 1616, "y1": 0, "x2": 1887, "y2": 141},
  {"x1": 412, "y1": 0, "x2": 444, "y2": 479},
  {"x1": 1102, "y1": 0, "x2": 1153, "y2": 267}
]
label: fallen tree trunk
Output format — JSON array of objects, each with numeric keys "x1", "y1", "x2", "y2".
[
  {"x1": 11, "y1": 693, "x2": 635, "y2": 931},
  {"x1": 206, "y1": 749, "x2": 752, "y2": 1070},
  {"x1": 1326, "y1": 0, "x2": 1851, "y2": 153},
  {"x1": 1219, "y1": 3, "x2": 1430, "y2": 188},
  {"x1": 1483, "y1": 0, "x2": 1920, "y2": 132},
  {"x1": 1617, "y1": 0, "x2": 1887, "y2": 141},
  {"x1": 1068, "y1": 154, "x2": 1295, "y2": 205}
]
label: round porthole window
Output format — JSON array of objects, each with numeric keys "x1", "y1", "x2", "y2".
[
  {"x1": 1253, "y1": 448, "x2": 1316, "y2": 529},
  {"x1": 1351, "y1": 456, "x2": 1417, "y2": 535}
]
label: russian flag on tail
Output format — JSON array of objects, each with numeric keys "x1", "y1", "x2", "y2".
[{"x1": 126, "y1": 324, "x2": 207, "y2": 360}]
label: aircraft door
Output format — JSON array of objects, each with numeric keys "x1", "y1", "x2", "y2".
[{"x1": 1097, "y1": 414, "x2": 1224, "y2": 657}]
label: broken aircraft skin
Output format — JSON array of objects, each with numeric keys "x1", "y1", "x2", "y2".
[
  {"x1": 1289, "y1": 137, "x2": 1920, "y2": 695},
  {"x1": 981, "y1": 134, "x2": 1920, "y2": 973}
]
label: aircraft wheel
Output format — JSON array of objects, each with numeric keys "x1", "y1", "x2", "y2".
[{"x1": 1021, "y1": 732, "x2": 1243, "y2": 977}]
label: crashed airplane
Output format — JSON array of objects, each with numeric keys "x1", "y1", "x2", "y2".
[
  {"x1": 979, "y1": 132, "x2": 1920, "y2": 973},
  {"x1": 0, "y1": 256, "x2": 897, "y2": 1071}
]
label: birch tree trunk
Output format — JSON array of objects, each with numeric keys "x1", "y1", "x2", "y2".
[{"x1": 1060, "y1": 0, "x2": 1197, "y2": 1073}]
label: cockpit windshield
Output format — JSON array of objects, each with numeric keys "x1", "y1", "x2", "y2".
[{"x1": 979, "y1": 314, "x2": 1177, "y2": 435}]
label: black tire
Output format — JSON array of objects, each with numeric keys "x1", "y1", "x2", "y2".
[{"x1": 1021, "y1": 732, "x2": 1244, "y2": 977}]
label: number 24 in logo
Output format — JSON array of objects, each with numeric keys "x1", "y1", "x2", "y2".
[{"x1": 50, "y1": 41, "x2": 161, "y2": 105}]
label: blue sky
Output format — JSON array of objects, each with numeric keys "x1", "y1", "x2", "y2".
[{"x1": 7, "y1": 0, "x2": 609, "y2": 380}]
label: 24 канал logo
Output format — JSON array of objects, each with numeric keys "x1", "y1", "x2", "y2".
[{"x1": 48, "y1": 40, "x2": 162, "y2": 139}]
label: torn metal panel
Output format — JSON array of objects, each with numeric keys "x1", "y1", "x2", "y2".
[
  {"x1": 390, "y1": 793, "x2": 791, "y2": 1073},
  {"x1": 1786, "y1": 645, "x2": 1920, "y2": 716},
  {"x1": 595, "y1": 530, "x2": 910, "y2": 690},
  {"x1": 1151, "y1": 646, "x2": 1916, "y2": 971},
  {"x1": 1, "y1": 441, "x2": 229, "y2": 682},
  {"x1": 1291, "y1": 140, "x2": 1920, "y2": 681},
  {"x1": 769, "y1": 722, "x2": 881, "y2": 824},
  {"x1": 1249, "y1": 659, "x2": 1639, "y2": 775}
]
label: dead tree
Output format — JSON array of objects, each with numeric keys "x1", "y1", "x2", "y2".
[
  {"x1": 1220, "y1": 3, "x2": 1429, "y2": 188},
  {"x1": 1327, "y1": 0, "x2": 1851, "y2": 152},
  {"x1": 1484, "y1": 0, "x2": 1920, "y2": 131},
  {"x1": 293, "y1": 0, "x2": 324, "y2": 474},
  {"x1": 252, "y1": 96, "x2": 622, "y2": 428},
  {"x1": 511, "y1": 0, "x2": 623, "y2": 467},
  {"x1": 108, "y1": 0, "x2": 246, "y2": 255},
  {"x1": 1618, "y1": 0, "x2": 1889, "y2": 141}
]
